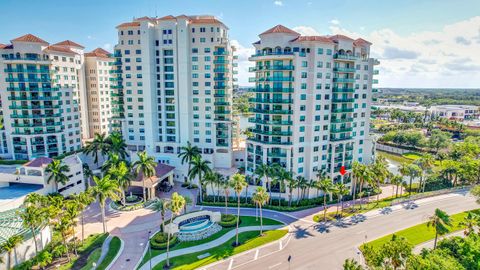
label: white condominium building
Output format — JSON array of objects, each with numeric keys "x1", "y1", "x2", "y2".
[
  {"x1": 113, "y1": 15, "x2": 236, "y2": 180},
  {"x1": 85, "y1": 48, "x2": 114, "y2": 137},
  {"x1": 0, "y1": 35, "x2": 89, "y2": 160},
  {"x1": 247, "y1": 25, "x2": 378, "y2": 197}
]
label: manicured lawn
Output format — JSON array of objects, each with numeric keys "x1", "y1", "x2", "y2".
[
  {"x1": 377, "y1": 150, "x2": 413, "y2": 164},
  {"x1": 59, "y1": 233, "x2": 109, "y2": 270},
  {"x1": 97, "y1": 236, "x2": 122, "y2": 269},
  {"x1": 151, "y1": 230, "x2": 288, "y2": 270},
  {"x1": 402, "y1": 152, "x2": 423, "y2": 160},
  {"x1": 139, "y1": 216, "x2": 283, "y2": 267},
  {"x1": 361, "y1": 209, "x2": 480, "y2": 251},
  {"x1": 79, "y1": 248, "x2": 101, "y2": 270}
]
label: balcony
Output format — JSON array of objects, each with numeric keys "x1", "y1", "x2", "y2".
[
  {"x1": 330, "y1": 127, "x2": 353, "y2": 133},
  {"x1": 6, "y1": 77, "x2": 52, "y2": 83},
  {"x1": 213, "y1": 51, "x2": 228, "y2": 56},
  {"x1": 8, "y1": 96, "x2": 60, "y2": 101},
  {"x1": 333, "y1": 54, "x2": 359, "y2": 61},
  {"x1": 213, "y1": 60, "x2": 229, "y2": 64},
  {"x1": 7, "y1": 87, "x2": 59, "y2": 92},
  {"x1": 214, "y1": 76, "x2": 227, "y2": 81},
  {"x1": 249, "y1": 128, "x2": 292, "y2": 136},
  {"x1": 249, "y1": 98, "x2": 293, "y2": 104},
  {"x1": 214, "y1": 110, "x2": 231, "y2": 114},
  {"x1": 331, "y1": 118, "x2": 353, "y2": 123},
  {"x1": 252, "y1": 87, "x2": 294, "y2": 93},
  {"x1": 372, "y1": 88, "x2": 378, "y2": 93},
  {"x1": 331, "y1": 108, "x2": 354, "y2": 113},
  {"x1": 333, "y1": 78, "x2": 355, "y2": 83},
  {"x1": 214, "y1": 92, "x2": 228, "y2": 98},
  {"x1": 248, "y1": 137, "x2": 292, "y2": 145},
  {"x1": 249, "y1": 65, "x2": 295, "y2": 72},
  {"x1": 373, "y1": 79, "x2": 379, "y2": 84},
  {"x1": 2, "y1": 56, "x2": 50, "y2": 63},
  {"x1": 214, "y1": 68, "x2": 230, "y2": 73},
  {"x1": 330, "y1": 135, "x2": 353, "y2": 142},
  {"x1": 332, "y1": 87, "x2": 355, "y2": 93},
  {"x1": 333, "y1": 67, "x2": 356, "y2": 73},
  {"x1": 250, "y1": 76, "x2": 294, "y2": 82},
  {"x1": 248, "y1": 118, "x2": 293, "y2": 125},
  {"x1": 9, "y1": 105, "x2": 60, "y2": 110},
  {"x1": 332, "y1": 98, "x2": 355, "y2": 103},
  {"x1": 213, "y1": 101, "x2": 230, "y2": 106},
  {"x1": 10, "y1": 113, "x2": 62, "y2": 119},
  {"x1": 250, "y1": 108, "x2": 293, "y2": 114},
  {"x1": 373, "y1": 70, "x2": 379, "y2": 75},
  {"x1": 268, "y1": 152, "x2": 287, "y2": 158},
  {"x1": 4, "y1": 68, "x2": 52, "y2": 74}
]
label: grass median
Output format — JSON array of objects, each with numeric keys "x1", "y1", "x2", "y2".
[
  {"x1": 361, "y1": 209, "x2": 480, "y2": 251},
  {"x1": 97, "y1": 236, "x2": 122, "y2": 269},
  {"x1": 139, "y1": 215, "x2": 283, "y2": 268}
]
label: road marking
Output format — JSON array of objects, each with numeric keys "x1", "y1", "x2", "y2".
[
  {"x1": 269, "y1": 262, "x2": 282, "y2": 269},
  {"x1": 228, "y1": 258, "x2": 234, "y2": 270},
  {"x1": 254, "y1": 249, "x2": 259, "y2": 260},
  {"x1": 279, "y1": 240, "x2": 282, "y2": 250}
]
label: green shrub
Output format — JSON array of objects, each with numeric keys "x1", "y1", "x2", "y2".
[
  {"x1": 219, "y1": 214, "x2": 239, "y2": 227},
  {"x1": 0, "y1": 159, "x2": 27, "y2": 165},
  {"x1": 150, "y1": 232, "x2": 179, "y2": 250}
]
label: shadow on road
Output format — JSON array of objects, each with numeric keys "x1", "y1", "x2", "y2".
[
  {"x1": 380, "y1": 207, "x2": 393, "y2": 215},
  {"x1": 291, "y1": 225, "x2": 314, "y2": 239}
]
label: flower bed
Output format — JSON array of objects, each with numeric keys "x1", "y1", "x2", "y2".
[{"x1": 110, "y1": 200, "x2": 144, "y2": 211}]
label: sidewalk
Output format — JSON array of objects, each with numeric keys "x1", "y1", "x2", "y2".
[
  {"x1": 138, "y1": 225, "x2": 282, "y2": 270},
  {"x1": 413, "y1": 230, "x2": 465, "y2": 253},
  {"x1": 96, "y1": 235, "x2": 112, "y2": 266}
]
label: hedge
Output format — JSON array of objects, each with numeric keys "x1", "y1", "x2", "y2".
[
  {"x1": 150, "y1": 232, "x2": 179, "y2": 250},
  {"x1": 219, "y1": 214, "x2": 239, "y2": 228},
  {"x1": 0, "y1": 159, "x2": 27, "y2": 165}
]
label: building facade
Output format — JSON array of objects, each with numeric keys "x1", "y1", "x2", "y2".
[
  {"x1": 112, "y1": 15, "x2": 236, "y2": 181},
  {"x1": 430, "y1": 105, "x2": 480, "y2": 121},
  {"x1": 0, "y1": 35, "x2": 89, "y2": 160},
  {"x1": 246, "y1": 25, "x2": 378, "y2": 198},
  {"x1": 85, "y1": 48, "x2": 115, "y2": 137}
]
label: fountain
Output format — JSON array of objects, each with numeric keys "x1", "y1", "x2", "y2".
[{"x1": 164, "y1": 210, "x2": 222, "y2": 241}]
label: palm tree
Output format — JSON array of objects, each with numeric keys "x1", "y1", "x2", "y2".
[
  {"x1": 188, "y1": 155, "x2": 211, "y2": 204},
  {"x1": 336, "y1": 183, "x2": 350, "y2": 214},
  {"x1": 459, "y1": 212, "x2": 479, "y2": 236},
  {"x1": 83, "y1": 132, "x2": 110, "y2": 167},
  {"x1": 178, "y1": 141, "x2": 200, "y2": 187},
  {"x1": 317, "y1": 179, "x2": 334, "y2": 222},
  {"x1": 316, "y1": 169, "x2": 328, "y2": 197},
  {"x1": 75, "y1": 189, "x2": 94, "y2": 243},
  {"x1": 91, "y1": 175, "x2": 121, "y2": 233},
  {"x1": 296, "y1": 176, "x2": 308, "y2": 204},
  {"x1": 230, "y1": 173, "x2": 247, "y2": 246},
  {"x1": 45, "y1": 159, "x2": 70, "y2": 192},
  {"x1": 82, "y1": 163, "x2": 93, "y2": 188},
  {"x1": 255, "y1": 164, "x2": 273, "y2": 205},
  {"x1": 406, "y1": 164, "x2": 421, "y2": 195},
  {"x1": 203, "y1": 171, "x2": 218, "y2": 203},
  {"x1": 427, "y1": 208, "x2": 451, "y2": 248},
  {"x1": 183, "y1": 195, "x2": 193, "y2": 214},
  {"x1": 351, "y1": 161, "x2": 366, "y2": 208},
  {"x1": 0, "y1": 235, "x2": 23, "y2": 270},
  {"x1": 222, "y1": 177, "x2": 232, "y2": 215},
  {"x1": 416, "y1": 154, "x2": 434, "y2": 192},
  {"x1": 17, "y1": 206, "x2": 43, "y2": 255},
  {"x1": 252, "y1": 187, "x2": 269, "y2": 235},
  {"x1": 101, "y1": 152, "x2": 122, "y2": 173},
  {"x1": 343, "y1": 258, "x2": 364, "y2": 270},
  {"x1": 151, "y1": 199, "x2": 169, "y2": 231},
  {"x1": 282, "y1": 170, "x2": 296, "y2": 207},
  {"x1": 132, "y1": 151, "x2": 157, "y2": 202},
  {"x1": 108, "y1": 162, "x2": 133, "y2": 204},
  {"x1": 390, "y1": 175, "x2": 403, "y2": 198},
  {"x1": 106, "y1": 132, "x2": 128, "y2": 159},
  {"x1": 64, "y1": 199, "x2": 80, "y2": 255},
  {"x1": 166, "y1": 192, "x2": 185, "y2": 268},
  {"x1": 371, "y1": 156, "x2": 389, "y2": 202}
]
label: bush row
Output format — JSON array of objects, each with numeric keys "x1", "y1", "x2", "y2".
[
  {"x1": 150, "y1": 232, "x2": 179, "y2": 250},
  {"x1": 111, "y1": 201, "x2": 144, "y2": 211},
  {"x1": 219, "y1": 214, "x2": 238, "y2": 227}
]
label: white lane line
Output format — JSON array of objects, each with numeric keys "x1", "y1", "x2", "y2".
[
  {"x1": 228, "y1": 258, "x2": 234, "y2": 270},
  {"x1": 279, "y1": 239, "x2": 283, "y2": 250},
  {"x1": 254, "y1": 249, "x2": 259, "y2": 260},
  {"x1": 269, "y1": 262, "x2": 282, "y2": 269}
]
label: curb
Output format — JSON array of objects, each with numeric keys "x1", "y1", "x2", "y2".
[{"x1": 105, "y1": 238, "x2": 124, "y2": 270}]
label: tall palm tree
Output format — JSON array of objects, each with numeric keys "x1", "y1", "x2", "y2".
[
  {"x1": 343, "y1": 258, "x2": 364, "y2": 270},
  {"x1": 64, "y1": 199, "x2": 80, "y2": 255},
  {"x1": 0, "y1": 235, "x2": 23, "y2": 270},
  {"x1": 178, "y1": 141, "x2": 200, "y2": 187},
  {"x1": 252, "y1": 187, "x2": 269, "y2": 236},
  {"x1": 108, "y1": 162, "x2": 133, "y2": 204},
  {"x1": 279, "y1": 169, "x2": 295, "y2": 207},
  {"x1": 390, "y1": 175, "x2": 403, "y2": 198},
  {"x1": 459, "y1": 212, "x2": 479, "y2": 236},
  {"x1": 415, "y1": 154, "x2": 434, "y2": 192},
  {"x1": 222, "y1": 177, "x2": 232, "y2": 215},
  {"x1": 151, "y1": 199, "x2": 169, "y2": 231},
  {"x1": 45, "y1": 159, "x2": 70, "y2": 192},
  {"x1": 335, "y1": 183, "x2": 350, "y2": 214},
  {"x1": 17, "y1": 206, "x2": 43, "y2": 255},
  {"x1": 203, "y1": 171, "x2": 219, "y2": 203},
  {"x1": 91, "y1": 175, "x2": 121, "y2": 233},
  {"x1": 75, "y1": 189, "x2": 94, "y2": 243},
  {"x1": 82, "y1": 163, "x2": 93, "y2": 188},
  {"x1": 106, "y1": 132, "x2": 128, "y2": 159},
  {"x1": 427, "y1": 208, "x2": 451, "y2": 248},
  {"x1": 317, "y1": 179, "x2": 334, "y2": 222},
  {"x1": 371, "y1": 156, "x2": 389, "y2": 202},
  {"x1": 101, "y1": 153, "x2": 122, "y2": 173},
  {"x1": 316, "y1": 169, "x2": 328, "y2": 197},
  {"x1": 166, "y1": 192, "x2": 185, "y2": 268},
  {"x1": 351, "y1": 161, "x2": 366, "y2": 208},
  {"x1": 132, "y1": 151, "x2": 157, "y2": 202},
  {"x1": 296, "y1": 176, "x2": 308, "y2": 204},
  {"x1": 255, "y1": 164, "x2": 273, "y2": 205},
  {"x1": 188, "y1": 155, "x2": 211, "y2": 204},
  {"x1": 230, "y1": 173, "x2": 247, "y2": 246},
  {"x1": 83, "y1": 132, "x2": 110, "y2": 167}
]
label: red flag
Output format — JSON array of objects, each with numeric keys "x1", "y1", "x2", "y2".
[{"x1": 340, "y1": 166, "x2": 346, "y2": 176}]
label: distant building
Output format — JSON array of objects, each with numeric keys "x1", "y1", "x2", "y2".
[{"x1": 430, "y1": 105, "x2": 480, "y2": 121}]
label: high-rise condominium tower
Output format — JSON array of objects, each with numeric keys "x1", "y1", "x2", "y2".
[
  {"x1": 0, "y1": 35, "x2": 89, "y2": 160},
  {"x1": 113, "y1": 15, "x2": 236, "y2": 180},
  {"x1": 247, "y1": 25, "x2": 378, "y2": 197},
  {"x1": 84, "y1": 48, "x2": 114, "y2": 137}
]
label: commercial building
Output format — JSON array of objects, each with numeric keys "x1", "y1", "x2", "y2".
[
  {"x1": 246, "y1": 25, "x2": 378, "y2": 198},
  {"x1": 430, "y1": 105, "x2": 480, "y2": 121},
  {"x1": 112, "y1": 15, "x2": 237, "y2": 181},
  {"x1": 0, "y1": 35, "x2": 89, "y2": 160},
  {"x1": 85, "y1": 48, "x2": 115, "y2": 137}
]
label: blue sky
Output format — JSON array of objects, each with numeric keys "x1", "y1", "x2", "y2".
[{"x1": 1, "y1": 0, "x2": 480, "y2": 88}]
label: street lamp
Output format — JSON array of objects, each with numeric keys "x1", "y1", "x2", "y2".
[{"x1": 148, "y1": 231, "x2": 152, "y2": 270}]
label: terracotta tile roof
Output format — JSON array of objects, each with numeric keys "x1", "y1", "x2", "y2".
[
  {"x1": 0, "y1": 44, "x2": 6, "y2": 49},
  {"x1": 291, "y1": 36, "x2": 334, "y2": 43},
  {"x1": 353, "y1": 38, "x2": 372, "y2": 46},
  {"x1": 11, "y1": 34, "x2": 49, "y2": 44},
  {"x1": 157, "y1": 15, "x2": 176, "y2": 20},
  {"x1": 24, "y1": 157, "x2": 53, "y2": 168},
  {"x1": 134, "y1": 163, "x2": 175, "y2": 182},
  {"x1": 260, "y1": 25, "x2": 299, "y2": 36},
  {"x1": 135, "y1": 16, "x2": 154, "y2": 21},
  {"x1": 116, "y1": 21, "x2": 141, "y2": 28},
  {"x1": 44, "y1": 45, "x2": 76, "y2": 54},
  {"x1": 85, "y1": 48, "x2": 111, "y2": 58},
  {"x1": 328, "y1": 34, "x2": 355, "y2": 42},
  {"x1": 54, "y1": 40, "x2": 85, "y2": 49}
]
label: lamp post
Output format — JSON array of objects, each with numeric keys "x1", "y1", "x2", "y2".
[{"x1": 148, "y1": 230, "x2": 152, "y2": 270}]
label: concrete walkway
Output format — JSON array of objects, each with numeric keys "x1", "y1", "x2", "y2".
[
  {"x1": 138, "y1": 225, "x2": 283, "y2": 270},
  {"x1": 96, "y1": 235, "x2": 112, "y2": 267}
]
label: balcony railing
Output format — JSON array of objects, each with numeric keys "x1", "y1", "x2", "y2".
[
  {"x1": 249, "y1": 65, "x2": 295, "y2": 72},
  {"x1": 248, "y1": 118, "x2": 293, "y2": 125},
  {"x1": 332, "y1": 87, "x2": 355, "y2": 93},
  {"x1": 331, "y1": 118, "x2": 354, "y2": 123},
  {"x1": 251, "y1": 87, "x2": 294, "y2": 93},
  {"x1": 333, "y1": 54, "x2": 359, "y2": 61},
  {"x1": 332, "y1": 98, "x2": 355, "y2": 103},
  {"x1": 248, "y1": 137, "x2": 293, "y2": 145},
  {"x1": 249, "y1": 98, "x2": 293, "y2": 104},
  {"x1": 331, "y1": 108, "x2": 354, "y2": 113},
  {"x1": 250, "y1": 108, "x2": 293, "y2": 114},
  {"x1": 333, "y1": 67, "x2": 356, "y2": 73},
  {"x1": 249, "y1": 128, "x2": 292, "y2": 136},
  {"x1": 333, "y1": 78, "x2": 355, "y2": 83}
]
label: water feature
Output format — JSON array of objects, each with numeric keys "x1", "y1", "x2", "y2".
[{"x1": 164, "y1": 210, "x2": 222, "y2": 242}]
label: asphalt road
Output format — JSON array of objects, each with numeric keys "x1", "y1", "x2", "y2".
[{"x1": 224, "y1": 191, "x2": 479, "y2": 270}]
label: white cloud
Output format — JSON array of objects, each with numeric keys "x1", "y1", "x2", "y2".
[
  {"x1": 103, "y1": 43, "x2": 112, "y2": 50},
  {"x1": 231, "y1": 40, "x2": 255, "y2": 86},
  {"x1": 292, "y1": 26, "x2": 320, "y2": 36},
  {"x1": 329, "y1": 19, "x2": 340, "y2": 25},
  {"x1": 274, "y1": 1, "x2": 283, "y2": 6}
]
